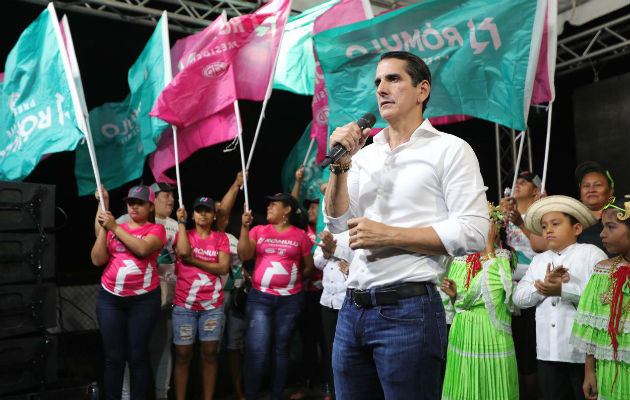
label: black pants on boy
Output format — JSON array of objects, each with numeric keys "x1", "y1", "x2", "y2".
[{"x1": 537, "y1": 360, "x2": 585, "y2": 400}]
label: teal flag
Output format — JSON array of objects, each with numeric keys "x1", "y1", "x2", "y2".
[
  {"x1": 272, "y1": 0, "x2": 340, "y2": 95},
  {"x1": 313, "y1": 0, "x2": 546, "y2": 131},
  {"x1": 0, "y1": 6, "x2": 83, "y2": 181},
  {"x1": 75, "y1": 14, "x2": 170, "y2": 196},
  {"x1": 281, "y1": 122, "x2": 323, "y2": 209}
]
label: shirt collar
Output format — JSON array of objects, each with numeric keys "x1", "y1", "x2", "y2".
[
  {"x1": 553, "y1": 242, "x2": 578, "y2": 256},
  {"x1": 373, "y1": 118, "x2": 440, "y2": 145}
]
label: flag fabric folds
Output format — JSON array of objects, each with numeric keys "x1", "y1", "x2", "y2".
[
  {"x1": 150, "y1": 15, "x2": 237, "y2": 128},
  {"x1": 148, "y1": 107, "x2": 239, "y2": 183},
  {"x1": 148, "y1": 14, "x2": 238, "y2": 183},
  {"x1": 310, "y1": 0, "x2": 373, "y2": 163},
  {"x1": 313, "y1": 0, "x2": 548, "y2": 132},
  {"x1": 272, "y1": 0, "x2": 341, "y2": 96},
  {"x1": 0, "y1": 6, "x2": 84, "y2": 181},
  {"x1": 74, "y1": 13, "x2": 170, "y2": 195},
  {"x1": 531, "y1": 0, "x2": 557, "y2": 104},
  {"x1": 227, "y1": 0, "x2": 292, "y2": 101}
]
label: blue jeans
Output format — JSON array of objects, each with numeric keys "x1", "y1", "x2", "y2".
[
  {"x1": 96, "y1": 287, "x2": 161, "y2": 400},
  {"x1": 172, "y1": 304, "x2": 225, "y2": 345},
  {"x1": 332, "y1": 284, "x2": 447, "y2": 400},
  {"x1": 244, "y1": 288, "x2": 304, "y2": 400}
]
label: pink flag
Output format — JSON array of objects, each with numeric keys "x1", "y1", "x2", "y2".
[
  {"x1": 220, "y1": 0, "x2": 292, "y2": 101},
  {"x1": 170, "y1": 13, "x2": 229, "y2": 76},
  {"x1": 148, "y1": 104, "x2": 238, "y2": 183},
  {"x1": 150, "y1": 16, "x2": 238, "y2": 128},
  {"x1": 311, "y1": 0, "x2": 372, "y2": 163},
  {"x1": 531, "y1": 0, "x2": 556, "y2": 104},
  {"x1": 148, "y1": 14, "x2": 240, "y2": 182}
]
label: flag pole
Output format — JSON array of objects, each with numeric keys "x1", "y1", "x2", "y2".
[
  {"x1": 245, "y1": 0, "x2": 292, "y2": 169},
  {"x1": 510, "y1": 131, "x2": 526, "y2": 197},
  {"x1": 172, "y1": 127, "x2": 184, "y2": 208},
  {"x1": 235, "y1": 100, "x2": 250, "y2": 211},
  {"x1": 50, "y1": 4, "x2": 105, "y2": 210},
  {"x1": 158, "y1": 11, "x2": 184, "y2": 208},
  {"x1": 540, "y1": 102, "x2": 553, "y2": 195},
  {"x1": 302, "y1": 137, "x2": 316, "y2": 166}
]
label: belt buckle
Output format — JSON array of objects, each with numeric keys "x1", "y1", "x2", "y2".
[{"x1": 352, "y1": 290, "x2": 365, "y2": 308}]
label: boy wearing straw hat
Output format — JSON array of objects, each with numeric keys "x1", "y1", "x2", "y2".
[{"x1": 513, "y1": 195, "x2": 607, "y2": 400}]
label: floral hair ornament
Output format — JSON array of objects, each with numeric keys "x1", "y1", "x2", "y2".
[
  {"x1": 600, "y1": 196, "x2": 630, "y2": 220},
  {"x1": 487, "y1": 201, "x2": 504, "y2": 221}
]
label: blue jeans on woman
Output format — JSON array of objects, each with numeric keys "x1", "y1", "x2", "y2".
[
  {"x1": 96, "y1": 286, "x2": 161, "y2": 400},
  {"x1": 332, "y1": 283, "x2": 447, "y2": 400},
  {"x1": 244, "y1": 288, "x2": 304, "y2": 400}
]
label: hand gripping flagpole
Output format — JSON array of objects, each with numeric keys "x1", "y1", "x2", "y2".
[
  {"x1": 235, "y1": 100, "x2": 250, "y2": 211},
  {"x1": 245, "y1": 0, "x2": 292, "y2": 170},
  {"x1": 51, "y1": 5, "x2": 105, "y2": 211}
]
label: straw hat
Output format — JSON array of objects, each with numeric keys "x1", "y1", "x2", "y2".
[{"x1": 524, "y1": 195, "x2": 597, "y2": 235}]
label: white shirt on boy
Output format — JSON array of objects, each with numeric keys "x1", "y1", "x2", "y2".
[{"x1": 513, "y1": 242, "x2": 607, "y2": 363}]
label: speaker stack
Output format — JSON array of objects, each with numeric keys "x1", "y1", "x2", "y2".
[{"x1": 0, "y1": 181, "x2": 59, "y2": 396}]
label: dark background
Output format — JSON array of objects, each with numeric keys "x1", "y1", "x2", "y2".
[{"x1": 1, "y1": 1, "x2": 628, "y2": 284}]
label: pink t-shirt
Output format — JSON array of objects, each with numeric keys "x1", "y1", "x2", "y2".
[
  {"x1": 250, "y1": 225, "x2": 312, "y2": 296},
  {"x1": 101, "y1": 222, "x2": 166, "y2": 297},
  {"x1": 174, "y1": 230, "x2": 230, "y2": 310}
]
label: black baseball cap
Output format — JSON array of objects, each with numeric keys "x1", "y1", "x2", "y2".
[
  {"x1": 518, "y1": 171, "x2": 542, "y2": 188},
  {"x1": 149, "y1": 182, "x2": 176, "y2": 194},
  {"x1": 192, "y1": 196, "x2": 215, "y2": 211},
  {"x1": 575, "y1": 161, "x2": 614, "y2": 188},
  {"x1": 265, "y1": 193, "x2": 300, "y2": 214},
  {"x1": 123, "y1": 185, "x2": 155, "y2": 203},
  {"x1": 303, "y1": 197, "x2": 320, "y2": 208}
]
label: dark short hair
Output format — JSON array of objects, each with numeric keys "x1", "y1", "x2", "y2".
[
  {"x1": 561, "y1": 212, "x2": 580, "y2": 226},
  {"x1": 380, "y1": 51, "x2": 431, "y2": 110}
]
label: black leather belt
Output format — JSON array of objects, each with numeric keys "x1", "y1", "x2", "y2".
[{"x1": 346, "y1": 282, "x2": 434, "y2": 307}]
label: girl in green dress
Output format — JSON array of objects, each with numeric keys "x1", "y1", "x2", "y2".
[
  {"x1": 440, "y1": 206, "x2": 519, "y2": 400},
  {"x1": 571, "y1": 197, "x2": 630, "y2": 400}
]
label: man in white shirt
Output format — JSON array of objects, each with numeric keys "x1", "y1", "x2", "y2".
[
  {"x1": 324, "y1": 51, "x2": 489, "y2": 399},
  {"x1": 514, "y1": 195, "x2": 607, "y2": 400}
]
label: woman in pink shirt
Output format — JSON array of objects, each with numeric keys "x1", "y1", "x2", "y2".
[
  {"x1": 91, "y1": 185, "x2": 166, "y2": 400},
  {"x1": 172, "y1": 197, "x2": 230, "y2": 400},
  {"x1": 238, "y1": 193, "x2": 315, "y2": 400}
]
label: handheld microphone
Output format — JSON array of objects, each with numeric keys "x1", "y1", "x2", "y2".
[{"x1": 320, "y1": 113, "x2": 377, "y2": 168}]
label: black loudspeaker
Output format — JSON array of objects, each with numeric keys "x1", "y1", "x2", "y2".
[
  {"x1": 0, "y1": 284, "x2": 57, "y2": 339},
  {"x1": 0, "y1": 335, "x2": 58, "y2": 395},
  {"x1": 0, "y1": 181, "x2": 56, "y2": 232},
  {"x1": 0, "y1": 234, "x2": 55, "y2": 284}
]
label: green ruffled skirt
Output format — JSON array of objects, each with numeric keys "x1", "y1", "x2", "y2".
[
  {"x1": 593, "y1": 359, "x2": 630, "y2": 399},
  {"x1": 442, "y1": 307, "x2": 518, "y2": 400}
]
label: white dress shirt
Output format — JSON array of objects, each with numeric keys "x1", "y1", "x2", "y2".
[
  {"x1": 513, "y1": 242, "x2": 607, "y2": 363},
  {"x1": 313, "y1": 231, "x2": 354, "y2": 310},
  {"x1": 324, "y1": 119, "x2": 489, "y2": 289}
]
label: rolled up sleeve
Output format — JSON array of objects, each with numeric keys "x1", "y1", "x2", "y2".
[
  {"x1": 324, "y1": 165, "x2": 360, "y2": 234},
  {"x1": 432, "y1": 140, "x2": 489, "y2": 256}
]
